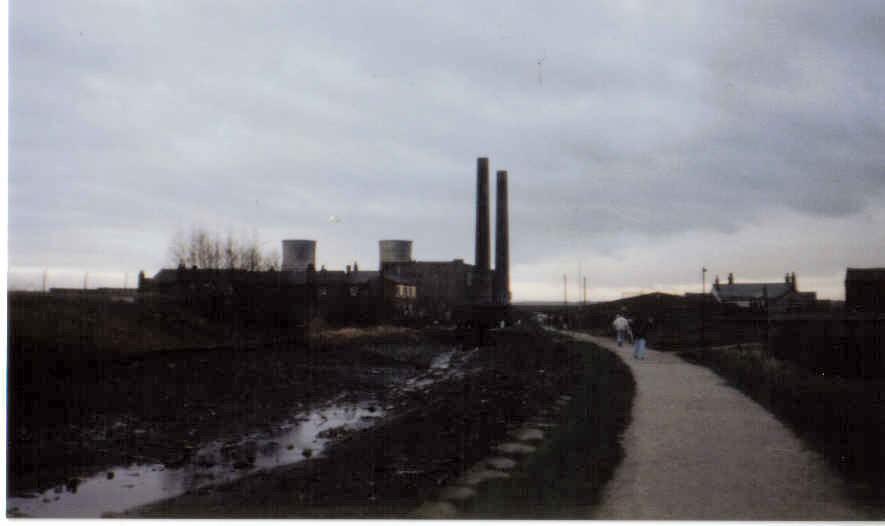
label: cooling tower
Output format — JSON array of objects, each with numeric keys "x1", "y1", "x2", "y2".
[
  {"x1": 281, "y1": 240, "x2": 317, "y2": 271},
  {"x1": 379, "y1": 240, "x2": 413, "y2": 267}
]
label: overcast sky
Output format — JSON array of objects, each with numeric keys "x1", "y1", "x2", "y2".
[{"x1": 9, "y1": 1, "x2": 885, "y2": 300}]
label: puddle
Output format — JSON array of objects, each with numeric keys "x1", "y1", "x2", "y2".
[
  {"x1": 429, "y1": 350, "x2": 455, "y2": 370},
  {"x1": 7, "y1": 398, "x2": 384, "y2": 518}
]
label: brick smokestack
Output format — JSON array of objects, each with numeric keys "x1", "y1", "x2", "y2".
[
  {"x1": 474, "y1": 157, "x2": 492, "y2": 303},
  {"x1": 494, "y1": 170, "x2": 510, "y2": 304}
]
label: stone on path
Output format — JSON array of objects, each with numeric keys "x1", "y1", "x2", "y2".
[
  {"x1": 485, "y1": 456, "x2": 518, "y2": 470},
  {"x1": 510, "y1": 428, "x2": 544, "y2": 442},
  {"x1": 495, "y1": 442, "x2": 536, "y2": 455},
  {"x1": 460, "y1": 468, "x2": 510, "y2": 486},
  {"x1": 413, "y1": 501, "x2": 457, "y2": 518},
  {"x1": 439, "y1": 486, "x2": 476, "y2": 501}
]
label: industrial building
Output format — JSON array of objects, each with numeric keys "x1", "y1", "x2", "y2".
[{"x1": 139, "y1": 157, "x2": 511, "y2": 326}]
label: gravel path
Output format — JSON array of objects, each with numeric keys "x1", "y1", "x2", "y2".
[{"x1": 568, "y1": 332, "x2": 869, "y2": 520}]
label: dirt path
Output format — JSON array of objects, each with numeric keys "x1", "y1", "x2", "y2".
[{"x1": 568, "y1": 332, "x2": 869, "y2": 520}]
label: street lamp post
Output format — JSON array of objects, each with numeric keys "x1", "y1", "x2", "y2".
[{"x1": 700, "y1": 266, "x2": 707, "y2": 349}]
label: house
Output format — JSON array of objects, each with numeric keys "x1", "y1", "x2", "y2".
[
  {"x1": 711, "y1": 272, "x2": 816, "y2": 313},
  {"x1": 380, "y1": 259, "x2": 473, "y2": 321},
  {"x1": 380, "y1": 272, "x2": 418, "y2": 320},
  {"x1": 845, "y1": 268, "x2": 885, "y2": 313}
]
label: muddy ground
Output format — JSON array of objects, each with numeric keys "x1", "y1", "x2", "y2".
[
  {"x1": 7, "y1": 326, "x2": 427, "y2": 493},
  {"x1": 130, "y1": 328, "x2": 581, "y2": 518},
  {"x1": 8, "y1": 323, "x2": 582, "y2": 517}
]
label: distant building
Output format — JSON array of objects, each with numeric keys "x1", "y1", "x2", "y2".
[
  {"x1": 138, "y1": 264, "x2": 395, "y2": 325},
  {"x1": 845, "y1": 268, "x2": 885, "y2": 313},
  {"x1": 711, "y1": 272, "x2": 816, "y2": 313},
  {"x1": 381, "y1": 272, "x2": 418, "y2": 320},
  {"x1": 381, "y1": 259, "x2": 474, "y2": 321},
  {"x1": 136, "y1": 156, "x2": 510, "y2": 327}
]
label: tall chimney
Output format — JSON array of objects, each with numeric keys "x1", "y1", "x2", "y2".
[
  {"x1": 493, "y1": 170, "x2": 510, "y2": 304},
  {"x1": 473, "y1": 157, "x2": 492, "y2": 303}
]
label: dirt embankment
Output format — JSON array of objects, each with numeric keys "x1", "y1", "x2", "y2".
[{"x1": 126, "y1": 328, "x2": 582, "y2": 518}]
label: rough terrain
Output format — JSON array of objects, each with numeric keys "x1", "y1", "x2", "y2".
[{"x1": 8, "y1": 322, "x2": 583, "y2": 518}]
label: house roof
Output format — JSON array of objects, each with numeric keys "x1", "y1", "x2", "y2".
[
  {"x1": 152, "y1": 269, "x2": 179, "y2": 283},
  {"x1": 349, "y1": 270, "x2": 380, "y2": 284},
  {"x1": 846, "y1": 268, "x2": 885, "y2": 281},
  {"x1": 383, "y1": 273, "x2": 416, "y2": 285},
  {"x1": 149, "y1": 267, "x2": 381, "y2": 286},
  {"x1": 713, "y1": 282, "x2": 792, "y2": 301},
  {"x1": 315, "y1": 270, "x2": 380, "y2": 284}
]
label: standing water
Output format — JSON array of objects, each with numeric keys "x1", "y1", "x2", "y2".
[{"x1": 7, "y1": 398, "x2": 384, "y2": 518}]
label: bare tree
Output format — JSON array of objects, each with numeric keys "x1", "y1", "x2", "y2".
[
  {"x1": 168, "y1": 226, "x2": 276, "y2": 271},
  {"x1": 239, "y1": 231, "x2": 263, "y2": 271},
  {"x1": 261, "y1": 248, "x2": 281, "y2": 271},
  {"x1": 223, "y1": 231, "x2": 240, "y2": 269},
  {"x1": 191, "y1": 228, "x2": 213, "y2": 268},
  {"x1": 209, "y1": 232, "x2": 222, "y2": 269},
  {"x1": 168, "y1": 229, "x2": 189, "y2": 267}
]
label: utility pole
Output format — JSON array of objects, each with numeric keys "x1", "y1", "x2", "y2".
[
  {"x1": 563, "y1": 274, "x2": 567, "y2": 305},
  {"x1": 124, "y1": 272, "x2": 129, "y2": 290},
  {"x1": 578, "y1": 260, "x2": 582, "y2": 305},
  {"x1": 583, "y1": 276, "x2": 587, "y2": 305},
  {"x1": 83, "y1": 272, "x2": 89, "y2": 290},
  {"x1": 42, "y1": 269, "x2": 48, "y2": 293}
]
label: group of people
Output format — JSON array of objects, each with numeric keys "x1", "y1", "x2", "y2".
[{"x1": 612, "y1": 312, "x2": 655, "y2": 360}]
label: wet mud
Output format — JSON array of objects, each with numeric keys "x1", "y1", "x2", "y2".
[{"x1": 8, "y1": 327, "x2": 580, "y2": 518}]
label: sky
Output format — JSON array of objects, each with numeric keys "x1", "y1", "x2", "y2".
[{"x1": 8, "y1": 0, "x2": 885, "y2": 301}]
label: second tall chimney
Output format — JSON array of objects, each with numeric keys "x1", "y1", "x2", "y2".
[{"x1": 494, "y1": 170, "x2": 510, "y2": 304}]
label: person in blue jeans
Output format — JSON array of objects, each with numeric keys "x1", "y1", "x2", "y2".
[{"x1": 632, "y1": 316, "x2": 654, "y2": 360}]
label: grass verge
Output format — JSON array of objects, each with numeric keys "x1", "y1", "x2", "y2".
[{"x1": 459, "y1": 339, "x2": 635, "y2": 518}]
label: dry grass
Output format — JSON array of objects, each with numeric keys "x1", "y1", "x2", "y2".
[{"x1": 310, "y1": 324, "x2": 421, "y2": 346}]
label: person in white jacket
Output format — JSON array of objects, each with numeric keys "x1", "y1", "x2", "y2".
[{"x1": 612, "y1": 314, "x2": 631, "y2": 347}]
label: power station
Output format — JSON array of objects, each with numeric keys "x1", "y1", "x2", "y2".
[{"x1": 140, "y1": 157, "x2": 511, "y2": 327}]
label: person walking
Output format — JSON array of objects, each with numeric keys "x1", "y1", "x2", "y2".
[
  {"x1": 612, "y1": 313, "x2": 631, "y2": 347},
  {"x1": 632, "y1": 316, "x2": 654, "y2": 360}
]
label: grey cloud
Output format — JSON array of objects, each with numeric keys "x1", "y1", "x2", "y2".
[{"x1": 9, "y1": 1, "x2": 885, "y2": 299}]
